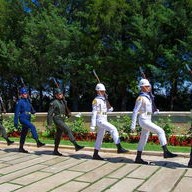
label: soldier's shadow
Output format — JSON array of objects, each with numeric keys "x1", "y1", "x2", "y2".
[
  {"x1": 149, "y1": 160, "x2": 187, "y2": 169},
  {"x1": 34, "y1": 150, "x2": 57, "y2": 156},
  {"x1": 106, "y1": 157, "x2": 135, "y2": 163},
  {"x1": 69, "y1": 153, "x2": 134, "y2": 163},
  {"x1": 69, "y1": 153, "x2": 93, "y2": 160},
  {"x1": 3, "y1": 148, "x2": 20, "y2": 153},
  {"x1": 33, "y1": 150, "x2": 92, "y2": 158}
]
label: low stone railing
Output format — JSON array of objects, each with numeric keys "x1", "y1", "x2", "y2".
[{"x1": 4, "y1": 111, "x2": 191, "y2": 123}]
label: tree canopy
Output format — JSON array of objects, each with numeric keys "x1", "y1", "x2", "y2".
[{"x1": 0, "y1": 0, "x2": 192, "y2": 112}]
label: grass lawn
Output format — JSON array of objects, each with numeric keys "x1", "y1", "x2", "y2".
[{"x1": 2, "y1": 137, "x2": 191, "y2": 153}]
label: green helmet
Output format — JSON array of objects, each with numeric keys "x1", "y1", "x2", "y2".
[{"x1": 54, "y1": 88, "x2": 62, "y2": 94}]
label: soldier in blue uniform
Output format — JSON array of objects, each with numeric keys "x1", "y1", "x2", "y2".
[
  {"x1": 0, "y1": 96, "x2": 14, "y2": 145},
  {"x1": 14, "y1": 88, "x2": 45, "y2": 153},
  {"x1": 47, "y1": 88, "x2": 84, "y2": 156}
]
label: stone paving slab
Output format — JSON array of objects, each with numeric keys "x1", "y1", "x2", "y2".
[
  {"x1": 0, "y1": 141, "x2": 192, "y2": 192},
  {"x1": 105, "y1": 177, "x2": 144, "y2": 192},
  {"x1": 138, "y1": 168, "x2": 185, "y2": 192}
]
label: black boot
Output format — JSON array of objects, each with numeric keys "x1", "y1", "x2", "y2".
[
  {"x1": 135, "y1": 151, "x2": 148, "y2": 165},
  {"x1": 3, "y1": 137, "x2": 14, "y2": 146},
  {"x1": 72, "y1": 141, "x2": 84, "y2": 151},
  {"x1": 188, "y1": 149, "x2": 192, "y2": 168},
  {"x1": 19, "y1": 146, "x2": 28, "y2": 153},
  {"x1": 36, "y1": 139, "x2": 45, "y2": 148},
  {"x1": 162, "y1": 145, "x2": 178, "y2": 158},
  {"x1": 53, "y1": 150, "x2": 63, "y2": 156},
  {"x1": 93, "y1": 149, "x2": 104, "y2": 160},
  {"x1": 188, "y1": 157, "x2": 192, "y2": 168},
  {"x1": 116, "y1": 143, "x2": 129, "y2": 153}
]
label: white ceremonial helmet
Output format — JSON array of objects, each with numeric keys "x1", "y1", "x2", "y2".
[
  {"x1": 95, "y1": 83, "x2": 106, "y2": 91},
  {"x1": 139, "y1": 79, "x2": 151, "y2": 87}
]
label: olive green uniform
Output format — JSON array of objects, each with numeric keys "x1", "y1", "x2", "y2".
[
  {"x1": 0, "y1": 99, "x2": 14, "y2": 145},
  {"x1": 0, "y1": 104, "x2": 7, "y2": 139},
  {"x1": 47, "y1": 99, "x2": 76, "y2": 151}
]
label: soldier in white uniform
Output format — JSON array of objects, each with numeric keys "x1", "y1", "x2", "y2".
[
  {"x1": 131, "y1": 79, "x2": 177, "y2": 164},
  {"x1": 90, "y1": 83, "x2": 128, "y2": 160}
]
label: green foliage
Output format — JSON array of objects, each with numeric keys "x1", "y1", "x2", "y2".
[
  {"x1": 66, "y1": 116, "x2": 88, "y2": 133},
  {"x1": 108, "y1": 115, "x2": 132, "y2": 139},
  {"x1": 42, "y1": 124, "x2": 56, "y2": 138},
  {"x1": 2, "y1": 114, "x2": 37, "y2": 134},
  {"x1": 154, "y1": 116, "x2": 174, "y2": 136},
  {"x1": 2, "y1": 115, "x2": 21, "y2": 134},
  {"x1": 0, "y1": 0, "x2": 192, "y2": 111}
]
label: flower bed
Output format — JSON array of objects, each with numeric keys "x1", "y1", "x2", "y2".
[
  {"x1": 67, "y1": 133, "x2": 192, "y2": 147},
  {"x1": 8, "y1": 130, "x2": 191, "y2": 146}
]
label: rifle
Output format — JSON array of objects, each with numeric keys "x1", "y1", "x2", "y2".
[
  {"x1": 139, "y1": 66, "x2": 158, "y2": 113},
  {"x1": 51, "y1": 78, "x2": 71, "y2": 118},
  {"x1": 92, "y1": 69, "x2": 112, "y2": 109}
]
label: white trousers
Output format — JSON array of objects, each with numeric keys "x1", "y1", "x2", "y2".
[
  {"x1": 137, "y1": 118, "x2": 167, "y2": 151},
  {"x1": 95, "y1": 120, "x2": 120, "y2": 150}
]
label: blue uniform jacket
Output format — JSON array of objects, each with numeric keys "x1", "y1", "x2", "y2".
[{"x1": 14, "y1": 98, "x2": 35, "y2": 127}]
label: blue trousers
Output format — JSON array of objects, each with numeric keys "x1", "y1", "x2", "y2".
[{"x1": 19, "y1": 117, "x2": 38, "y2": 146}]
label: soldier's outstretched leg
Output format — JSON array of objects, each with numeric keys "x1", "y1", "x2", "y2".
[
  {"x1": 60, "y1": 122, "x2": 84, "y2": 151},
  {"x1": 162, "y1": 145, "x2": 178, "y2": 158},
  {"x1": 188, "y1": 147, "x2": 192, "y2": 168}
]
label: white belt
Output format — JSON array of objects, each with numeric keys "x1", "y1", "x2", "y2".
[
  {"x1": 140, "y1": 112, "x2": 152, "y2": 115},
  {"x1": 97, "y1": 112, "x2": 107, "y2": 115}
]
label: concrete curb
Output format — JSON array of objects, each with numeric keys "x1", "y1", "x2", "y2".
[{"x1": 0, "y1": 141, "x2": 190, "y2": 158}]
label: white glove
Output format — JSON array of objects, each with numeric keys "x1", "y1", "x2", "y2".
[
  {"x1": 154, "y1": 109, "x2": 160, "y2": 115},
  {"x1": 108, "y1": 107, "x2": 114, "y2": 112},
  {"x1": 90, "y1": 126, "x2": 95, "y2": 132}
]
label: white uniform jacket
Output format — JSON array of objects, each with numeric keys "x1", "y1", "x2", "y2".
[
  {"x1": 91, "y1": 95, "x2": 113, "y2": 127},
  {"x1": 131, "y1": 92, "x2": 153, "y2": 130}
]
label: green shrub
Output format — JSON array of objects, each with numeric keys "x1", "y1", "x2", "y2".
[
  {"x1": 154, "y1": 116, "x2": 174, "y2": 136},
  {"x1": 3, "y1": 115, "x2": 21, "y2": 133},
  {"x1": 108, "y1": 115, "x2": 132, "y2": 140},
  {"x1": 66, "y1": 115, "x2": 88, "y2": 133}
]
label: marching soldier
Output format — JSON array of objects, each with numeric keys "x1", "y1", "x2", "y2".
[
  {"x1": 14, "y1": 88, "x2": 45, "y2": 153},
  {"x1": 47, "y1": 88, "x2": 84, "y2": 156},
  {"x1": 131, "y1": 79, "x2": 177, "y2": 164},
  {"x1": 90, "y1": 83, "x2": 128, "y2": 160},
  {"x1": 0, "y1": 96, "x2": 14, "y2": 145}
]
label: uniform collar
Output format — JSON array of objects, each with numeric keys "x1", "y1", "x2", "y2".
[
  {"x1": 139, "y1": 92, "x2": 151, "y2": 100},
  {"x1": 96, "y1": 95, "x2": 105, "y2": 100}
]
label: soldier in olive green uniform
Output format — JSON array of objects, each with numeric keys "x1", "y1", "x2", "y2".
[
  {"x1": 47, "y1": 88, "x2": 84, "y2": 156},
  {"x1": 0, "y1": 96, "x2": 14, "y2": 145}
]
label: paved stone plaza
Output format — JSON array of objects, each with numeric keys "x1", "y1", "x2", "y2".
[{"x1": 0, "y1": 141, "x2": 192, "y2": 192}]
